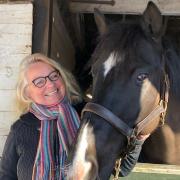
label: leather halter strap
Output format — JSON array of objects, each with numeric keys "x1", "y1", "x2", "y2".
[
  {"x1": 82, "y1": 102, "x2": 134, "y2": 137},
  {"x1": 82, "y1": 101, "x2": 165, "y2": 138},
  {"x1": 81, "y1": 74, "x2": 169, "y2": 139}
]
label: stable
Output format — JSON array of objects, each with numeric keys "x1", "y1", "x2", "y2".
[{"x1": 0, "y1": 0, "x2": 180, "y2": 179}]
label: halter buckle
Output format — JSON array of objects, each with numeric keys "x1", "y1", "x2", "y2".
[
  {"x1": 159, "y1": 100, "x2": 168, "y2": 126},
  {"x1": 126, "y1": 130, "x2": 137, "y2": 153},
  {"x1": 112, "y1": 159, "x2": 121, "y2": 180},
  {"x1": 159, "y1": 99, "x2": 168, "y2": 110}
]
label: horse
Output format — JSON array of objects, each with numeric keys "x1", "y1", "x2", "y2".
[{"x1": 67, "y1": 2, "x2": 180, "y2": 180}]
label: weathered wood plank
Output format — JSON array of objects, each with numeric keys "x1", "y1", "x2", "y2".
[
  {"x1": 0, "y1": 111, "x2": 18, "y2": 135},
  {"x1": 110, "y1": 163, "x2": 180, "y2": 179},
  {"x1": 0, "y1": 66, "x2": 19, "y2": 89},
  {"x1": 32, "y1": 0, "x2": 51, "y2": 54},
  {"x1": 0, "y1": 3, "x2": 32, "y2": 24},
  {"x1": 133, "y1": 163, "x2": 180, "y2": 175},
  {"x1": 0, "y1": 2, "x2": 32, "y2": 157},
  {"x1": 0, "y1": 90, "x2": 16, "y2": 111},
  {"x1": 119, "y1": 172, "x2": 180, "y2": 179},
  {"x1": 0, "y1": 111, "x2": 15, "y2": 156},
  {"x1": 0, "y1": 111, "x2": 18, "y2": 155},
  {"x1": 69, "y1": 0, "x2": 180, "y2": 15},
  {"x1": 0, "y1": 34, "x2": 32, "y2": 89},
  {"x1": 0, "y1": 44, "x2": 31, "y2": 55},
  {"x1": 0, "y1": 135, "x2": 7, "y2": 156},
  {"x1": 50, "y1": 0, "x2": 75, "y2": 71},
  {"x1": 0, "y1": 24, "x2": 32, "y2": 34},
  {"x1": 0, "y1": 34, "x2": 31, "y2": 45},
  {"x1": 0, "y1": 54, "x2": 28, "y2": 66}
]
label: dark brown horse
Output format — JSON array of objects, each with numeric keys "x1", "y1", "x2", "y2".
[{"x1": 68, "y1": 2, "x2": 180, "y2": 180}]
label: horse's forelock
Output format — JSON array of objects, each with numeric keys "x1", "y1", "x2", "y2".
[{"x1": 91, "y1": 23, "x2": 153, "y2": 72}]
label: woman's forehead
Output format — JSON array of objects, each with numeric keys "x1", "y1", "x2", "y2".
[{"x1": 26, "y1": 61, "x2": 55, "y2": 80}]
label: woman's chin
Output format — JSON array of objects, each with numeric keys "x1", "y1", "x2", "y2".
[{"x1": 46, "y1": 97, "x2": 65, "y2": 107}]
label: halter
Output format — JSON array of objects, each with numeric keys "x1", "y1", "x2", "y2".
[
  {"x1": 81, "y1": 72, "x2": 169, "y2": 150},
  {"x1": 81, "y1": 69, "x2": 169, "y2": 178}
]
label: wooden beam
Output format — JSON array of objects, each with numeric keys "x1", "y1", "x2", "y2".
[
  {"x1": 0, "y1": 2, "x2": 32, "y2": 156},
  {"x1": 0, "y1": 3, "x2": 32, "y2": 23},
  {"x1": 50, "y1": 0, "x2": 75, "y2": 71},
  {"x1": 69, "y1": 0, "x2": 180, "y2": 15},
  {"x1": 113, "y1": 163, "x2": 180, "y2": 180},
  {"x1": 32, "y1": 0, "x2": 52, "y2": 55},
  {"x1": 0, "y1": 112, "x2": 18, "y2": 136},
  {"x1": 0, "y1": 0, "x2": 32, "y2": 3},
  {"x1": 133, "y1": 163, "x2": 180, "y2": 175}
]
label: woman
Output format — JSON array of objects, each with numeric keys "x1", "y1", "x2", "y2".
[{"x1": 0, "y1": 53, "x2": 82, "y2": 180}]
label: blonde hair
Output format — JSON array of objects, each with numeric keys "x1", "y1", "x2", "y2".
[{"x1": 16, "y1": 53, "x2": 82, "y2": 115}]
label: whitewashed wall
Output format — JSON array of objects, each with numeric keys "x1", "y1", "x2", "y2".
[{"x1": 0, "y1": 3, "x2": 32, "y2": 156}]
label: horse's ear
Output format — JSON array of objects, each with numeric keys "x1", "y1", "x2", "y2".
[
  {"x1": 142, "y1": 1, "x2": 165, "y2": 39},
  {"x1": 94, "y1": 8, "x2": 108, "y2": 36}
]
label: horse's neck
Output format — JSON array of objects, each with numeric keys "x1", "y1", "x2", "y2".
[{"x1": 166, "y1": 94, "x2": 180, "y2": 129}]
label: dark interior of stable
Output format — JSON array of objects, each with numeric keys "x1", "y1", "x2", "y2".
[
  {"x1": 72, "y1": 13, "x2": 180, "y2": 99},
  {"x1": 32, "y1": 0, "x2": 180, "y2": 100}
]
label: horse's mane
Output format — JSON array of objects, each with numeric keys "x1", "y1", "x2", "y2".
[
  {"x1": 92, "y1": 22, "x2": 152, "y2": 62},
  {"x1": 163, "y1": 38, "x2": 180, "y2": 98},
  {"x1": 90, "y1": 21, "x2": 180, "y2": 99}
]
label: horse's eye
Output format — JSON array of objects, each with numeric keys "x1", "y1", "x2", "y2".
[{"x1": 136, "y1": 73, "x2": 148, "y2": 84}]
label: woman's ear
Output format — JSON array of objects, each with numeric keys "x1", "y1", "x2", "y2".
[{"x1": 24, "y1": 86, "x2": 31, "y2": 100}]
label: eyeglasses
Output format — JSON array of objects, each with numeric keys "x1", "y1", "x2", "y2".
[{"x1": 32, "y1": 70, "x2": 60, "y2": 88}]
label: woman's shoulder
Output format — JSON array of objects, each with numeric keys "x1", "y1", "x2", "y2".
[{"x1": 11, "y1": 112, "x2": 40, "y2": 132}]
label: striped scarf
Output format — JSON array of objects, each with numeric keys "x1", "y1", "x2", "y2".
[{"x1": 30, "y1": 98, "x2": 80, "y2": 180}]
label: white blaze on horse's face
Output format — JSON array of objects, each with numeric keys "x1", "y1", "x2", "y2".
[
  {"x1": 68, "y1": 123, "x2": 97, "y2": 180},
  {"x1": 103, "y1": 52, "x2": 117, "y2": 77}
]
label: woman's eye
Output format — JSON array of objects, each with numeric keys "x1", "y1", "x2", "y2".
[
  {"x1": 35, "y1": 79, "x2": 44, "y2": 86},
  {"x1": 136, "y1": 73, "x2": 148, "y2": 84}
]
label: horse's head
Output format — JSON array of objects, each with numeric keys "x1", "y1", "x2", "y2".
[{"x1": 68, "y1": 2, "x2": 169, "y2": 180}]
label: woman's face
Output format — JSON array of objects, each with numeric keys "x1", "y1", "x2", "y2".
[{"x1": 25, "y1": 61, "x2": 65, "y2": 106}]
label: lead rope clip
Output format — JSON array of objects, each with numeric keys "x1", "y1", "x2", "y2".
[{"x1": 112, "y1": 158, "x2": 121, "y2": 180}]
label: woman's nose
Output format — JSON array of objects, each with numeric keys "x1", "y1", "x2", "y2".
[{"x1": 45, "y1": 77, "x2": 55, "y2": 87}]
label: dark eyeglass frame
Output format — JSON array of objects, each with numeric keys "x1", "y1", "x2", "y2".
[{"x1": 32, "y1": 70, "x2": 60, "y2": 88}]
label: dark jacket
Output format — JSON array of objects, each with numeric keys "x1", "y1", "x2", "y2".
[
  {"x1": 0, "y1": 112, "x2": 40, "y2": 180},
  {"x1": 120, "y1": 138, "x2": 144, "y2": 177},
  {"x1": 0, "y1": 102, "x2": 85, "y2": 180}
]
